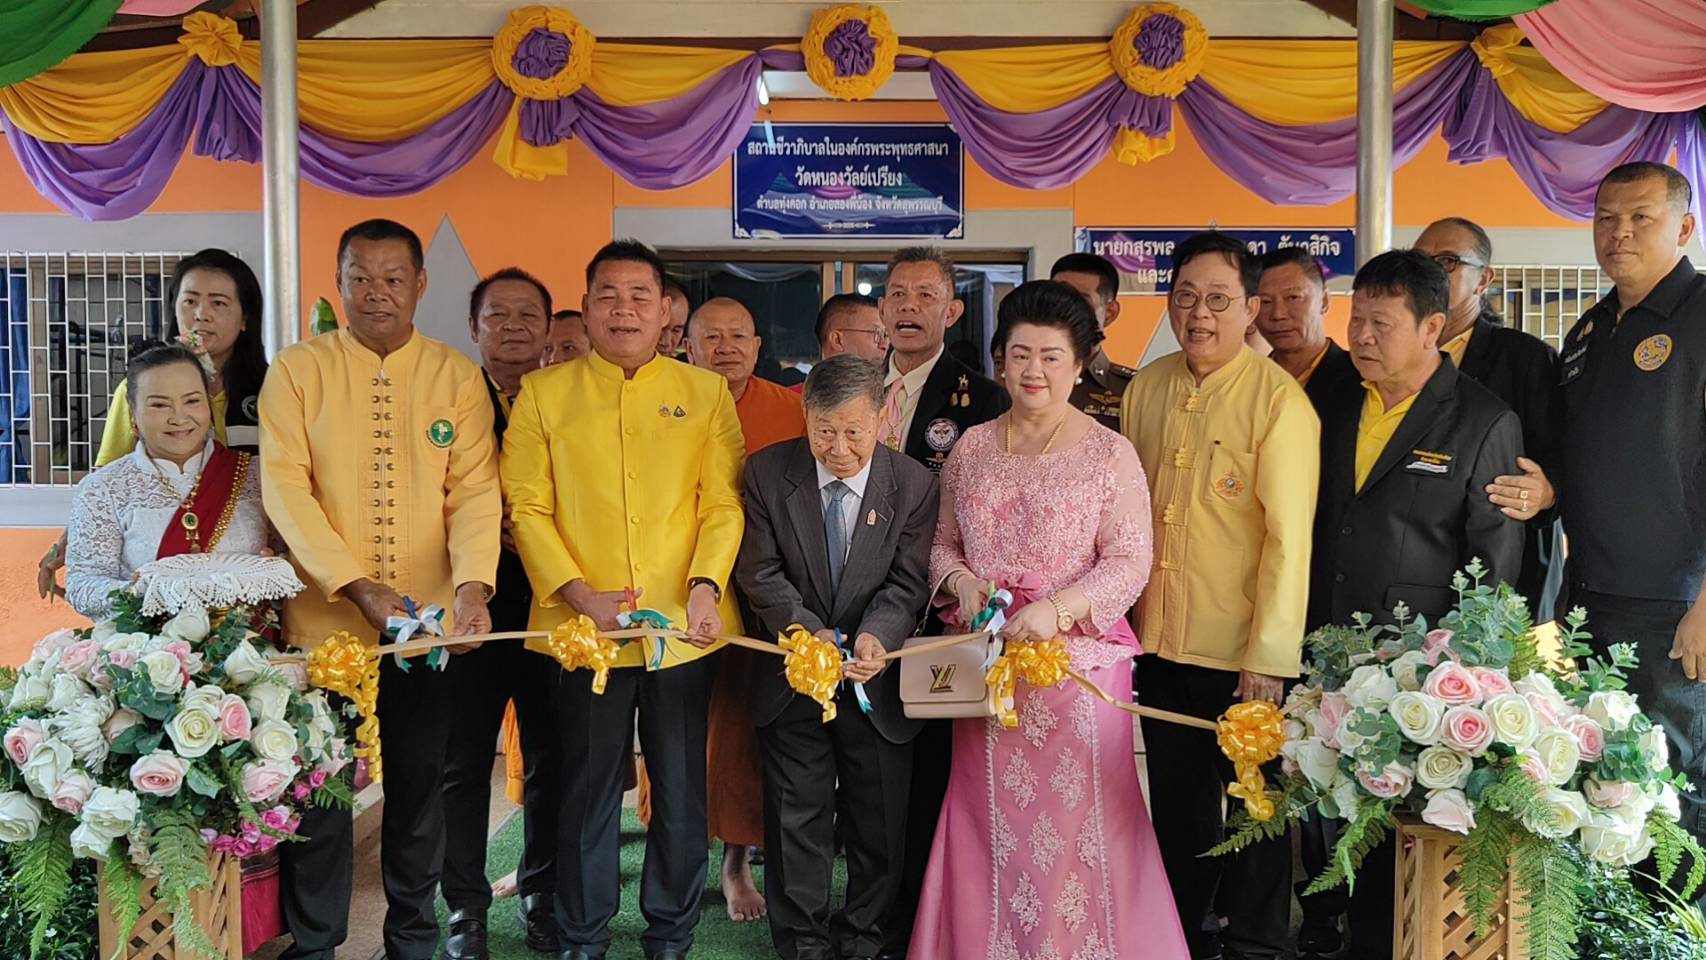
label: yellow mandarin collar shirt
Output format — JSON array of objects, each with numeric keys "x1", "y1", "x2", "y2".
[
  {"x1": 1354, "y1": 383, "x2": 1420, "y2": 492},
  {"x1": 259, "y1": 329, "x2": 502, "y2": 650},
  {"x1": 1442, "y1": 324, "x2": 1475, "y2": 368},
  {"x1": 1120, "y1": 348, "x2": 1320, "y2": 678},
  {"x1": 501, "y1": 350, "x2": 746, "y2": 669},
  {"x1": 1295, "y1": 344, "x2": 1330, "y2": 387}
]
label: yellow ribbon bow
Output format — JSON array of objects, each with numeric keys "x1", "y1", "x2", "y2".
[
  {"x1": 1217, "y1": 700, "x2": 1286, "y2": 822},
  {"x1": 778, "y1": 625, "x2": 845, "y2": 723},
  {"x1": 306, "y1": 631, "x2": 384, "y2": 783},
  {"x1": 986, "y1": 638, "x2": 1072, "y2": 728},
  {"x1": 544, "y1": 615, "x2": 623, "y2": 694},
  {"x1": 178, "y1": 12, "x2": 243, "y2": 68}
]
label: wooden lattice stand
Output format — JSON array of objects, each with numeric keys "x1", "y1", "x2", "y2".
[
  {"x1": 98, "y1": 852, "x2": 244, "y2": 960},
  {"x1": 1394, "y1": 818, "x2": 1529, "y2": 960}
]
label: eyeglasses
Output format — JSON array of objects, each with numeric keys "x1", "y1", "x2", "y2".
[
  {"x1": 1170, "y1": 290, "x2": 1237, "y2": 313},
  {"x1": 841, "y1": 326, "x2": 890, "y2": 344},
  {"x1": 1429, "y1": 253, "x2": 1488, "y2": 274}
]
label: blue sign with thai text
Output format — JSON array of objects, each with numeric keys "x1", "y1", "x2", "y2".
[
  {"x1": 735, "y1": 123, "x2": 964, "y2": 239},
  {"x1": 1074, "y1": 228, "x2": 1356, "y2": 292}
]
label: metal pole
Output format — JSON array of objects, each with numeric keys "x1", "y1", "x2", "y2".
[
  {"x1": 1355, "y1": 0, "x2": 1394, "y2": 266},
  {"x1": 261, "y1": 0, "x2": 301, "y2": 357}
]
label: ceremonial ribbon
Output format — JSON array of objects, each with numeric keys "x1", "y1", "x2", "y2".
[
  {"x1": 618, "y1": 607, "x2": 674, "y2": 670},
  {"x1": 304, "y1": 631, "x2": 384, "y2": 783},
  {"x1": 778, "y1": 624, "x2": 846, "y2": 722},
  {"x1": 543, "y1": 614, "x2": 622, "y2": 693},
  {"x1": 1218, "y1": 700, "x2": 1286, "y2": 822},
  {"x1": 985, "y1": 637, "x2": 1074, "y2": 728},
  {"x1": 386, "y1": 598, "x2": 448, "y2": 672},
  {"x1": 835, "y1": 628, "x2": 874, "y2": 716}
]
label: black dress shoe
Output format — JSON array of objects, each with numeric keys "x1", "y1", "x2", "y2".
[
  {"x1": 441, "y1": 910, "x2": 489, "y2": 960},
  {"x1": 517, "y1": 893, "x2": 557, "y2": 953}
]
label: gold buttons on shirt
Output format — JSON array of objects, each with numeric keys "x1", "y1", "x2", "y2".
[{"x1": 1163, "y1": 505, "x2": 1184, "y2": 525}]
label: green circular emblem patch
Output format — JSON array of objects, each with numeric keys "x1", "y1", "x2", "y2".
[{"x1": 428, "y1": 418, "x2": 455, "y2": 447}]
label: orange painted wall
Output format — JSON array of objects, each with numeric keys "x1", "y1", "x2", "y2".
[{"x1": 0, "y1": 530, "x2": 85, "y2": 667}]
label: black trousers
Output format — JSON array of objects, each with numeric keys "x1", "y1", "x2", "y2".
[
  {"x1": 442, "y1": 642, "x2": 561, "y2": 914},
  {"x1": 884, "y1": 717, "x2": 948, "y2": 957},
  {"x1": 1135, "y1": 655, "x2": 1291, "y2": 960},
  {"x1": 759, "y1": 694, "x2": 913, "y2": 960},
  {"x1": 1578, "y1": 590, "x2": 1705, "y2": 907},
  {"x1": 375, "y1": 653, "x2": 458, "y2": 960},
  {"x1": 275, "y1": 782, "x2": 354, "y2": 960},
  {"x1": 553, "y1": 656, "x2": 716, "y2": 955}
]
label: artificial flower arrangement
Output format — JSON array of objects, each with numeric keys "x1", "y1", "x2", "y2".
[
  {"x1": 1214, "y1": 561, "x2": 1706, "y2": 960},
  {"x1": 0, "y1": 591, "x2": 353, "y2": 959}
]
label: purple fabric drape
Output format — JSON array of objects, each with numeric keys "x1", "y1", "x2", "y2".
[
  {"x1": 1440, "y1": 64, "x2": 1698, "y2": 221},
  {"x1": 1178, "y1": 48, "x2": 1481, "y2": 206},
  {"x1": 567, "y1": 54, "x2": 763, "y2": 189},
  {"x1": 930, "y1": 65, "x2": 1171, "y2": 190}
]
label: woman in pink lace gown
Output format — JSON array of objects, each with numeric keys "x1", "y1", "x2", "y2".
[{"x1": 910, "y1": 282, "x2": 1188, "y2": 960}]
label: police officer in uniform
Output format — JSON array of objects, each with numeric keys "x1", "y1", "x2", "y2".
[
  {"x1": 1050, "y1": 252, "x2": 1136, "y2": 430},
  {"x1": 1496, "y1": 163, "x2": 1706, "y2": 908}
]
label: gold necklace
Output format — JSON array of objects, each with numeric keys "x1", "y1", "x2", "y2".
[
  {"x1": 1004, "y1": 413, "x2": 1069, "y2": 455},
  {"x1": 148, "y1": 452, "x2": 209, "y2": 552}
]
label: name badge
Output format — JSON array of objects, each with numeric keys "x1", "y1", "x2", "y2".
[{"x1": 1404, "y1": 449, "x2": 1453, "y2": 478}]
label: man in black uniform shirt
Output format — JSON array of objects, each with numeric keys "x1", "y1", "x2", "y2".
[
  {"x1": 441, "y1": 268, "x2": 563, "y2": 959},
  {"x1": 1049, "y1": 252, "x2": 1136, "y2": 430},
  {"x1": 1498, "y1": 163, "x2": 1706, "y2": 904},
  {"x1": 1256, "y1": 247, "x2": 1360, "y2": 412},
  {"x1": 1414, "y1": 217, "x2": 1562, "y2": 618},
  {"x1": 876, "y1": 247, "x2": 1005, "y2": 958}
]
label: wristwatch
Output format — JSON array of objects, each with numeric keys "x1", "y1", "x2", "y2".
[
  {"x1": 1047, "y1": 594, "x2": 1074, "y2": 633},
  {"x1": 688, "y1": 577, "x2": 722, "y2": 601}
]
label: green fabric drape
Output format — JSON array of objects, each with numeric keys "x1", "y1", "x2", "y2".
[
  {"x1": 0, "y1": 0, "x2": 124, "y2": 87},
  {"x1": 1407, "y1": 0, "x2": 1556, "y2": 19}
]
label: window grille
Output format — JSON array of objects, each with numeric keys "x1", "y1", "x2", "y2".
[
  {"x1": 1486, "y1": 264, "x2": 1609, "y2": 351},
  {"x1": 0, "y1": 252, "x2": 187, "y2": 487}
]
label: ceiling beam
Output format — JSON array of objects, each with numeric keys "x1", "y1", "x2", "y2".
[{"x1": 1293, "y1": 0, "x2": 1487, "y2": 38}]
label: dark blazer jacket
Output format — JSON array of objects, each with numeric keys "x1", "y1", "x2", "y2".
[
  {"x1": 901, "y1": 351, "x2": 1008, "y2": 472},
  {"x1": 1302, "y1": 341, "x2": 1362, "y2": 416},
  {"x1": 1308, "y1": 359, "x2": 1525, "y2": 630},
  {"x1": 735, "y1": 440, "x2": 940, "y2": 744},
  {"x1": 485, "y1": 374, "x2": 534, "y2": 633},
  {"x1": 1455, "y1": 310, "x2": 1562, "y2": 614}
]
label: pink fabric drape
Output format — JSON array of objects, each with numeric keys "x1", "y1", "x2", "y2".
[{"x1": 1517, "y1": 0, "x2": 1706, "y2": 112}]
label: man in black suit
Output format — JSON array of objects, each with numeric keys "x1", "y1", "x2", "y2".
[
  {"x1": 736, "y1": 355, "x2": 939, "y2": 960},
  {"x1": 1414, "y1": 218, "x2": 1562, "y2": 618},
  {"x1": 1256, "y1": 247, "x2": 1360, "y2": 414},
  {"x1": 1312, "y1": 250, "x2": 1524, "y2": 959},
  {"x1": 441, "y1": 268, "x2": 563, "y2": 960},
  {"x1": 873, "y1": 247, "x2": 1004, "y2": 956}
]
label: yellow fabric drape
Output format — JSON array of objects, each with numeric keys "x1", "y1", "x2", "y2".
[
  {"x1": 1198, "y1": 40, "x2": 1465, "y2": 126},
  {"x1": 236, "y1": 40, "x2": 495, "y2": 142},
  {"x1": 0, "y1": 46, "x2": 187, "y2": 143},
  {"x1": 932, "y1": 44, "x2": 1113, "y2": 113},
  {"x1": 492, "y1": 97, "x2": 568, "y2": 180},
  {"x1": 585, "y1": 43, "x2": 750, "y2": 106},
  {"x1": 1471, "y1": 24, "x2": 1606, "y2": 134}
]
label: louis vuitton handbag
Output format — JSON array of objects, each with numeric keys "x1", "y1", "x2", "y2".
[{"x1": 899, "y1": 633, "x2": 1006, "y2": 719}]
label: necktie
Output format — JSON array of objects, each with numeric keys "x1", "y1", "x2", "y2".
[
  {"x1": 824, "y1": 480, "x2": 852, "y2": 593},
  {"x1": 881, "y1": 378, "x2": 906, "y2": 449}
]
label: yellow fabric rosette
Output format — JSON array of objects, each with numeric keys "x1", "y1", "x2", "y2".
[
  {"x1": 1217, "y1": 700, "x2": 1285, "y2": 822},
  {"x1": 778, "y1": 624, "x2": 845, "y2": 722},
  {"x1": 544, "y1": 614, "x2": 622, "y2": 694},
  {"x1": 178, "y1": 10, "x2": 242, "y2": 67},
  {"x1": 491, "y1": 5, "x2": 597, "y2": 101},
  {"x1": 1108, "y1": 2, "x2": 1208, "y2": 99},
  {"x1": 306, "y1": 631, "x2": 384, "y2": 783},
  {"x1": 986, "y1": 638, "x2": 1072, "y2": 728},
  {"x1": 802, "y1": 5, "x2": 899, "y2": 101}
]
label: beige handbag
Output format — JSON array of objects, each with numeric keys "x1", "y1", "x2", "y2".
[{"x1": 900, "y1": 633, "x2": 1006, "y2": 720}]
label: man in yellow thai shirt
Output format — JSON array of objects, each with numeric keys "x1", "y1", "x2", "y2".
[
  {"x1": 501, "y1": 239, "x2": 745, "y2": 960},
  {"x1": 1121, "y1": 232, "x2": 1320, "y2": 960},
  {"x1": 260, "y1": 218, "x2": 502, "y2": 960}
]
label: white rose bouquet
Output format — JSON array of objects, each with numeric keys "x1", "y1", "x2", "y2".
[
  {"x1": 1219, "y1": 561, "x2": 1703, "y2": 960},
  {"x1": 0, "y1": 592, "x2": 353, "y2": 959}
]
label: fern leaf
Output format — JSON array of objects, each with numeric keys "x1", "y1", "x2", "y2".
[
  {"x1": 1304, "y1": 802, "x2": 1394, "y2": 897},
  {"x1": 1458, "y1": 809, "x2": 1516, "y2": 936},
  {"x1": 17, "y1": 819, "x2": 73, "y2": 960},
  {"x1": 150, "y1": 808, "x2": 220, "y2": 959},
  {"x1": 1205, "y1": 795, "x2": 1292, "y2": 857},
  {"x1": 101, "y1": 854, "x2": 144, "y2": 947},
  {"x1": 1513, "y1": 836, "x2": 1583, "y2": 960}
]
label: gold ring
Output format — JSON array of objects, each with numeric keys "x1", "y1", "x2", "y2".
[{"x1": 1520, "y1": 489, "x2": 1530, "y2": 502}]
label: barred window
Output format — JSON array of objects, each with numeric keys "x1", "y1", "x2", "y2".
[
  {"x1": 1486, "y1": 264, "x2": 1610, "y2": 352},
  {"x1": 0, "y1": 252, "x2": 188, "y2": 487}
]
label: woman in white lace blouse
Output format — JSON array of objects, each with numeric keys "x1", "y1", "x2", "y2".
[{"x1": 66, "y1": 343, "x2": 269, "y2": 621}]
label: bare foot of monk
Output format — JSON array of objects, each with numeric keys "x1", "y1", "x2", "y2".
[
  {"x1": 721, "y1": 843, "x2": 766, "y2": 922},
  {"x1": 491, "y1": 870, "x2": 519, "y2": 900}
]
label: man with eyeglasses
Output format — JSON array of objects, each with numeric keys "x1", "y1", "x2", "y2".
[
  {"x1": 1121, "y1": 232, "x2": 1319, "y2": 960},
  {"x1": 814, "y1": 294, "x2": 889, "y2": 365},
  {"x1": 1049, "y1": 252, "x2": 1137, "y2": 430},
  {"x1": 1413, "y1": 217, "x2": 1561, "y2": 618}
]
